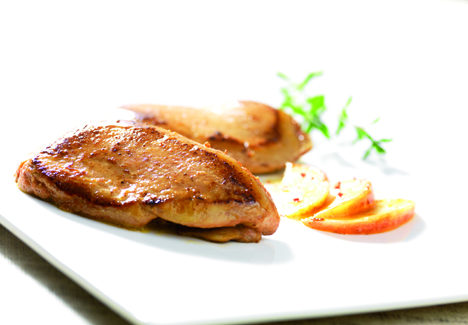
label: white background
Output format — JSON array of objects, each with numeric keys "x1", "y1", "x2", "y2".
[{"x1": 1, "y1": 1, "x2": 468, "y2": 324}]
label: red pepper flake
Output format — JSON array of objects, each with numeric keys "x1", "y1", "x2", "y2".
[
  {"x1": 313, "y1": 217, "x2": 324, "y2": 222},
  {"x1": 334, "y1": 181, "x2": 341, "y2": 189},
  {"x1": 337, "y1": 192, "x2": 343, "y2": 197},
  {"x1": 300, "y1": 173, "x2": 306, "y2": 178},
  {"x1": 293, "y1": 198, "x2": 301, "y2": 202}
]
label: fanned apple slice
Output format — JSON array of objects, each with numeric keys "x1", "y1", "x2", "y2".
[
  {"x1": 269, "y1": 163, "x2": 330, "y2": 219},
  {"x1": 313, "y1": 179, "x2": 375, "y2": 219},
  {"x1": 302, "y1": 199, "x2": 415, "y2": 234},
  {"x1": 282, "y1": 162, "x2": 328, "y2": 185}
]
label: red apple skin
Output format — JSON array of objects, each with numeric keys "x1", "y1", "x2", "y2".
[{"x1": 302, "y1": 199, "x2": 415, "y2": 235}]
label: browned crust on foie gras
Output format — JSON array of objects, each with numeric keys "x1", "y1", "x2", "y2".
[{"x1": 15, "y1": 121, "x2": 280, "y2": 242}]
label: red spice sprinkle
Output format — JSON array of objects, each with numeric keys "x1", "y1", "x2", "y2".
[
  {"x1": 334, "y1": 181, "x2": 341, "y2": 189},
  {"x1": 293, "y1": 198, "x2": 301, "y2": 202},
  {"x1": 337, "y1": 192, "x2": 343, "y2": 197},
  {"x1": 313, "y1": 217, "x2": 324, "y2": 222},
  {"x1": 300, "y1": 173, "x2": 306, "y2": 177}
]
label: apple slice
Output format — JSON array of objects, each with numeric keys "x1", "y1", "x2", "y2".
[
  {"x1": 313, "y1": 178, "x2": 375, "y2": 219},
  {"x1": 301, "y1": 199, "x2": 415, "y2": 234},
  {"x1": 282, "y1": 162, "x2": 328, "y2": 185},
  {"x1": 270, "y1": 163, "x2": 329, "y2": 219}
]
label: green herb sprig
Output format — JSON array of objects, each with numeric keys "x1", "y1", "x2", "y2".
[
  {"x1": 278, "y1": 72, "x2": 330, "y2": 138},
  {"x1": 279, "y1": 72, "x2": 392, "y2": 160}
]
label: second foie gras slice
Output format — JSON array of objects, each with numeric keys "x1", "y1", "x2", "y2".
[
  {"x1": 15, "y1": 121, "x2": 280, "y2": 242},
  {"x1": 121, "y1": 101, "x2": 312, "y2": 174}
]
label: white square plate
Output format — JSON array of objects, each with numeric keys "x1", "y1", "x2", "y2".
[{"x1": 1, "y1": 114, "x2": 467, "y2": 325}]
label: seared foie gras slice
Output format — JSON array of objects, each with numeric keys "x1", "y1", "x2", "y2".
[
  {"x1": 176, "y1": 225, "x2": 262, "y2": 243},
  {"x1": 121, "y1": 101, "x2": 312, "y2": 174},
  {"x1": 15, "y1": 121, "x2": 280, "y2": 242}
]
